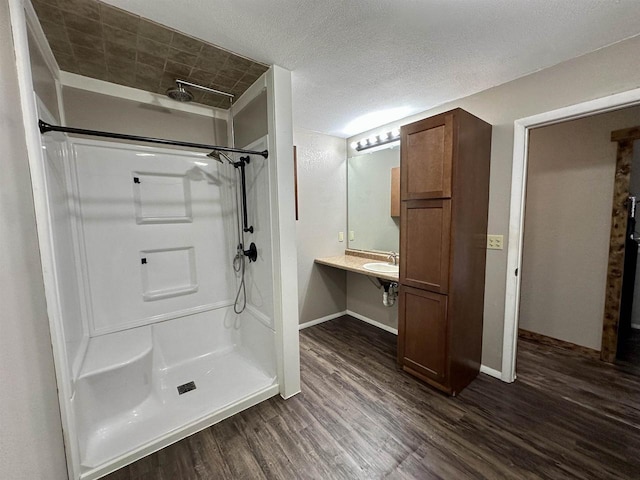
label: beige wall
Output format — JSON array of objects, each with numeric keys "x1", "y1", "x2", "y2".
[
  {"x1": 346, "y1": 272, "x2": 397, "y2": 329},
  {"x1": 234, "y1": 90, "x2": 268, "y2": 148},
  {"x1": 521, "y1": 107, "x2": 640, "y2": 350},
  {"x1": 63, "y1": 86, "x2": 227, "y2": 146},
  {"x1": 0, "y1": 0, "x2": 68, "y2": 477},
  {"x1": 294, "y1": 128, "x2": 347, "y2": 324},
  {"x1": 347, "y1": 34, "x2": 640, "y2": 371}
]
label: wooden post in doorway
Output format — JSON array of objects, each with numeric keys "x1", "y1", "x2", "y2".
[{"x1": 602, "y1": 126, "x2": 640, "y2": 362}]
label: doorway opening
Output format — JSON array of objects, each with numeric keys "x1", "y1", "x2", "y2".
[
  {"x1": 502, "y1": 87, "x2": 640, "y2": 382},
  {"x1": 518, "y1": 107, "x2": 640, "y2": 369},
  {"x1": 610, "y1": 135, "x2": 640, "y2": 374}
]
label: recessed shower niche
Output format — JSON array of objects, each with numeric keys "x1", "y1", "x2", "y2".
[
  {"x1": 140, "y1": 247, "x2": 198, "y2": 301},
  {"x1": 132, "y1": 172, "x2": 193, "y2": 224}
]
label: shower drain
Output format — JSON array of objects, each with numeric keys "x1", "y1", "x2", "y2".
[{"x1": 177, "y1": 381, "x2": 196, "y2": 395}]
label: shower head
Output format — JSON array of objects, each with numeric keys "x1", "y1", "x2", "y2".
[
  {"x1": 207, "y1": 150, "x2": 234, "y2": 164},
  {"x1": 167, "y1": 79, "x2": 235, "y2": 105},
  {"x1": 166, "y1": 83, "x2": 194, "y2": 102}
]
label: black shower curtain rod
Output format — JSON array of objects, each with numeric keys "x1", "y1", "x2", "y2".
[{"x1": 38, "y1": 120, "x2": 269, "y2": 159}]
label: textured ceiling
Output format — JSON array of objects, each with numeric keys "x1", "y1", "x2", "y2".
[
  {"x1": 32, "y1": 0, "x2": 269, "y2": 109},
  {"x1": 95, "y1": 1, "x2": 640, "y2": 135}
]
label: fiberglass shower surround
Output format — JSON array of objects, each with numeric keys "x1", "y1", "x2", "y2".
[
  {"x1": 39, "y1": 120, "x2": 265, "y2": 314},
  {"x1": 39, "y1": 126, "x2": 279, "y2": 478}
]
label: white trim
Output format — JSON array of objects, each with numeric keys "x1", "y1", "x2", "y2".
[
  {"x1": 480, "y1": 364, "x2": 502, "y2": 379},
  {"x1": 9, "y1": 1, "x2": 81, "y2": 477},
  {"x1": 36, "y1": 97, "x2": 87, "y2": 388},
  {"x1": 65, "y1": 138, "x2": 94, "y2": 360},
  {"x1": 502, "y1": 86, "x2": 640, "y2": 384},
  {"x1": 631, "y1": 323, "x2": 640, "y2": 330},
  {"x1": 265, "y1": 66, "x2": 301, "y2": 399},
  {"x1": 298, "y1": 311, "x2": 347, "y2": 330},
  {"x1": 79, "y1": 383, "x2": 279, "y2": 480},
  {"x1": 24, "y1": 0, "x2": 60, "y2": 79},
  {"x1": 59, "y1": 71, "x2": 229, "y2": 120},
  {"x1": 56, "y1": 79, "x2": 66, "y2": 125},
  {"x1": 346, "y1": 310, "x2": 399, "y2": 335}
]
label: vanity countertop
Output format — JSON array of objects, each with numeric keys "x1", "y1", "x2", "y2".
[{"x1": 314, "y1": 250, "x2": 399, "y2": 282}]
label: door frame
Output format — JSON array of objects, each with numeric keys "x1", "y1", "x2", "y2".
[
  {"x1": 601, "y1": 128, "x2": 640, "y2": 362},
  {"x1": 502, "y1": 87, "x2": 640, "y2": 383}
]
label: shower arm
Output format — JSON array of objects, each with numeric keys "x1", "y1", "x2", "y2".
[{"x1": 38, "y1": 120, "x2": 269, "y2": 159}]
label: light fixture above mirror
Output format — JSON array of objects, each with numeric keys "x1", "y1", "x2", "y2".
[{"x1": 350, "y1": 128, "x2": 401, "y2": 152}]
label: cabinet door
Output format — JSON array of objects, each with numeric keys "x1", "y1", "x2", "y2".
[
  {"x1": 398, "y1": 286, "x2": 448, "y2": 384},
  {"x1": 401, "y1": 113, "x2": 453, "y2": 200},
  {"x1": 400, "y1": 199, "x2": 451, "y2": 293}
]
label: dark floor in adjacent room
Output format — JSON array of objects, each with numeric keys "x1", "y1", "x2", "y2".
[
  {"x1": 617, "y1": 328, "x2": 640, "y2": 376},
  {"x1": 105, "y1": 315, "x2": 640, "y2": 480}
]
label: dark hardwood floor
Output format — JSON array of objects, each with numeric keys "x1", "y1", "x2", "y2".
[{"x1": 105, "y1": 316, "x2": 640, "y2": 480}]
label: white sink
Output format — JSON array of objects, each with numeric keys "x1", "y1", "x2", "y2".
[{"x1": 363, "y1": 262, "x2": 399, "y2": 274}]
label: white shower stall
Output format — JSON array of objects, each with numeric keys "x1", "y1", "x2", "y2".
[
  {"x1": 47, "y1": 133, "x2": 278, "y2": 472},
  {"x1": 10, "y1": 4, "x2": 300, "y2": 476},
  {"x1": 36, "y1": 83, "x2": 297, "y2": 480}
]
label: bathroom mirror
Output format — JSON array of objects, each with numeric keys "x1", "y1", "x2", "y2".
[{"x1": 347, "y1": 145, "x2": 400, "y2": 252}]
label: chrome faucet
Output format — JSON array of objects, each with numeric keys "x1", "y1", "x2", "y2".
[{"x1": 387, "y1": 251, "x2": 399, "y2": 265}]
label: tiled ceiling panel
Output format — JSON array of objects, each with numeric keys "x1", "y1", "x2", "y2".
[{"x1": 31, "y1": 0, "x2": 269, "y2": 109}]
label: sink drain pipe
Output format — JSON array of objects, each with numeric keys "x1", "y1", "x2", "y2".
[
  {"x1": 382, "y1": 282, "x2": 399, "y2": 307},
  {"x1": 367, "y1": 276, "x2": 398, "y2": 307}
]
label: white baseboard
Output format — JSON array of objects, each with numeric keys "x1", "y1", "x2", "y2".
[
  {"x1": 298, "y1": 310, "x2": 399, "y2": 335},
  {"x1": 480, "y1": 364, "x2": 502, "y2": 379},
  {"x1": 299, "y1": 311, "x2": 347, "y2": 330},
  {"x1": 300, "y1": 312, "x2": 502, "y2": 382},
  {"x1": 345, "y1": 310, "x2": 398, "y2": 335},
  {"x1": 631, "y1": 323, "x2": 640, "y2": 330}
]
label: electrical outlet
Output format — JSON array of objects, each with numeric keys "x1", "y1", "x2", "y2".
[
  {"x1": 487, "y1": 234, "x2": 503, "y2": 250},
  {"x1": 338, "y1": 232, "x2": 344, "y2": 242}
]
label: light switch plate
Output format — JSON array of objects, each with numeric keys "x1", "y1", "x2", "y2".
[
  {"x1": 349, "y1": 231, "x2": 355, "y2": 241},
  {"x1": 487, "y1": 234, "x2": 503, "y2": 250},
  {"x1": 338, "y1": 232, "x2": 344, "y2": 242}
]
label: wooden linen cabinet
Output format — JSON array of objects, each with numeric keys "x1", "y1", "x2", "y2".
[{"x1": 398, "y1": 108, "x2": 492, "y2": 395}]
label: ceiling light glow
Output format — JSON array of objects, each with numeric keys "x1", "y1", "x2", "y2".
[{"x1": 342, "y1": 107, "x2": 413, "y2": 136}]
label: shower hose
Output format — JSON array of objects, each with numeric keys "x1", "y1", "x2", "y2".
[{"x1": 233, "y1": 246, "x2": 246, "y2": 314}]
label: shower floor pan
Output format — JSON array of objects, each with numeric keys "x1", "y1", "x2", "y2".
[{"x1": 78, "y1": 341, "x2": 277, "y2": 475}]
